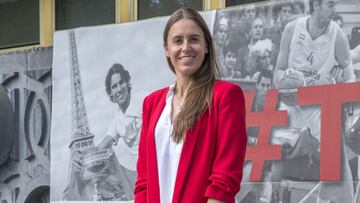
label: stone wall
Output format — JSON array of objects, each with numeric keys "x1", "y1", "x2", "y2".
[{"x1": 0, "y1": 47, "x2": 52, "y2": 203}]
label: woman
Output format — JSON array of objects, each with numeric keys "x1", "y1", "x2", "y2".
[{"x1": 135, "y1": 8, "x2": 247, "y2": 203}]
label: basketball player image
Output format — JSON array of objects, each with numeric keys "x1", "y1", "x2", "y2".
[
  {"x1": 272, "y1": 0, "x2": 355, "y2": 202},
  {"x1": 274, "y1": 0, "x2": 354, "y2": 86}
]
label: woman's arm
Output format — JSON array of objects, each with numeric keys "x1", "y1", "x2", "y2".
[
  {"x1": 204, "y1": 84, "x2": 247, "y2": 203},
  {"x1": 134, "y1": 97, "x2": 149, "y2": 203}
]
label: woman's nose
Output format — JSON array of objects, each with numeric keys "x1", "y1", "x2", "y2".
[{"x1": 182, "y1": 40, "x2": 191, "y2": 51}]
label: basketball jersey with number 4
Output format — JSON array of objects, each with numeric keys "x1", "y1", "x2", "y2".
[{"x1": 288, "y1": 16, "x2": 340, "y2": 83}]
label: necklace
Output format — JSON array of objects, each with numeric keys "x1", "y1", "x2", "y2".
[{"x1": 174, "y1": 93, "x2": 184, "y2": 111}]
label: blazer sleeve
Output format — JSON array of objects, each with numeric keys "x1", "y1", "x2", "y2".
[
  {"x1": 134, "y1": 96, "x2": 149, "y2": 202},
  {"x1": 204, "y1": 85, "x2": 247, "y2": 203}
]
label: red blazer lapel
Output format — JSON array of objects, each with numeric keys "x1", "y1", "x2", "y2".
[
  {"x1": 147, "y1": 88, "x2": 168, "y2": 203},
  {"x1": 172, "y1": 110, "x2": 207, "y2": 203}
]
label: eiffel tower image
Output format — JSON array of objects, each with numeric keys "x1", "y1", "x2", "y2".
[
  {"x1": 63, "y1": 30, "x2": 126, "y2": 201},
  {"x1": 63, "y1": 30, "x2": 95, "y2": 200},
  {"x1": 67, "y1": 31, "x2": 95, "y2": 153}
]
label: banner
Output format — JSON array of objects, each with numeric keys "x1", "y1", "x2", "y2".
[
  {"x1": 214, "y1": 1, "x2": 360, "y2": 202},
  {"x1": 51, "y1": 1, "x2": 360, "y2": 202}
]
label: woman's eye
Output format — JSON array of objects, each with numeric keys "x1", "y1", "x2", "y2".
[
  {"x1": 174, "y1": 39, "x2": 182, "y2": 44},
  {"x1": 190, "y1": 37, "x2": 199, "y2": 42}
]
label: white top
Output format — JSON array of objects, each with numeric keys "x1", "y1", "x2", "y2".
[
  {"x1": 288, "y1": 16, "x2": 339, "y2": 85},
  {"x1": 107, "y1": 107, "x2": 140, "y2": 170},
  {"x1": 154, "y1": 84, "x2": 183, "y2": 203}
]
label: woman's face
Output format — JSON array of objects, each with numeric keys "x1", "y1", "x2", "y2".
[{"x1": 164, "y1": 19, "x2": 208, "y2": 79}]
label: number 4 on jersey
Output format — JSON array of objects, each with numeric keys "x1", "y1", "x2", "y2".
[{"x1": 307, "y1": 51, "x2": 314, "y2": 65}]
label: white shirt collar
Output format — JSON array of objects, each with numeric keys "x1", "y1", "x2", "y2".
[{"x1": 165, "y1": 83, "x2": 176, "y2": 105}]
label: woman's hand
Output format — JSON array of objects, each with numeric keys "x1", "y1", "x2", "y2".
[{"x1": 207, "y1": 198, "x2": 225, "y2": 203}]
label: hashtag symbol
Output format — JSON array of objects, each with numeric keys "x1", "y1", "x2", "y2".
[{"x1": 244, "y1": 90, "x2": 288, "y2": 181}]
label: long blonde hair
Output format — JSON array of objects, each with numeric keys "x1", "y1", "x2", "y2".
[{"x1": 163, "y1": 7, "x2": 220, "y2": 143}]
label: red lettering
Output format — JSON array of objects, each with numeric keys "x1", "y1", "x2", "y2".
[
  {"x1": 297, "y1": 82, "x2": 360, "y2": 181},
  {"x1": 244, "y1": 90, "x2": 288, "y2": 181}
]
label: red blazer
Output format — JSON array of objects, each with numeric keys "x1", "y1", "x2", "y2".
[{"x1": 135, "y1": 80, "x2": 247, "y2": 203}]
